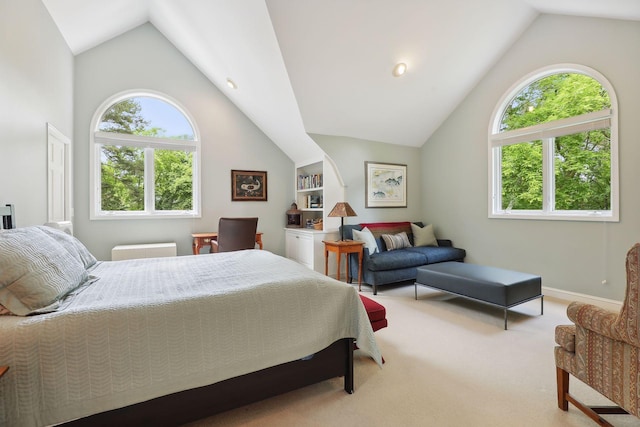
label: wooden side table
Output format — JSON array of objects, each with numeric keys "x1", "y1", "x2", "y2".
[
  {"x1": 192, "y1": 232, "x2": 263, "y2": 255},
  {"x1": 323, "y1": 240, "x2": 364, "y2": 290}
]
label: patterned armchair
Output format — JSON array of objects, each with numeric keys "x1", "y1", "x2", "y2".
[{"x1": 555, "y1": 243, "x2": 640, "y2": 426}]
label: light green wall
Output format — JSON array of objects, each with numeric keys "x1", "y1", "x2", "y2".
[
  {"x1": 74, "y1": 23, "x2": 293, "y2": 260},
  {"x1": 310, "y1": 134, "x2": 423, "y2": 225},
  {"x1": 3, "y1": 5, "x2": 638, "y2": 301},
  {"x1": 0, "y1": 0, "x2": 73, "y2": 226},
  {"x1": 422, "y1": 15, "x2": 640, "y2": 301}
]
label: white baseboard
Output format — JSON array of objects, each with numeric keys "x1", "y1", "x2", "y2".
[{"x1": 542, "y1": 286, "x2": 622, "y2": 312}]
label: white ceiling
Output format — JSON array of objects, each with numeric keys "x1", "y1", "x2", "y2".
[{"x1": 41, "y1": 0, "x2": 640, "y2": 162}]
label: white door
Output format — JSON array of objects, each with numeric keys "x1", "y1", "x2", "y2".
[{"x1": 47, "y1": 123, "x2": 71, "y2": 222}]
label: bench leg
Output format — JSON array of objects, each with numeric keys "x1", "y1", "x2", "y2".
[
  {"x1": 504, "y1": 308, "x2": 508, "y2": 330},
  {"x1": 541, "y1": 295, "x2": 544, "y2": 315}
]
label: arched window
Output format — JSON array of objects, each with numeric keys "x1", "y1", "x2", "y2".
[
  {"x1": 488, "y1": 64, "x2": 618, "y2": 221},
  {"x1": 90, "y1": 91, "x2": 200, "y2": 219}
]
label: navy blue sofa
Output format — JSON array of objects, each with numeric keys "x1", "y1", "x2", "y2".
[{"x1": 341, "y1": 222, "x2": 466, "y2": 295}]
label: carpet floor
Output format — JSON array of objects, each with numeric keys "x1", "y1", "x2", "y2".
[{"x1": 184, "y1": 282, "x2": 640, "y2": 427}]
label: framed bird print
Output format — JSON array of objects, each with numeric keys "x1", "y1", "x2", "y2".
[{"x1": 231, "y1": 170, "x2": 267, "y2": 201}]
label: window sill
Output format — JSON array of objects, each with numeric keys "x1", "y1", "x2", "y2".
[
  {"x1": 91, "y1": 212, "x2": 201, "y2": 220},
  {"x1": 489, "y1": 211, "x2": 618, "y2": 222}
]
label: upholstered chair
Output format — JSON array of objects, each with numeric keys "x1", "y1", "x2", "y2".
[
  {"x1": 210, "y1": 217, "x2": 258, "y2": 253},
  {"x1": 555, "y1": 243, "x2": 640, "y2": 426}
]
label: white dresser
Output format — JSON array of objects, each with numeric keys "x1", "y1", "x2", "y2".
[{"x1": 285, "y1": 228, "x2": 338, "y2": 273}]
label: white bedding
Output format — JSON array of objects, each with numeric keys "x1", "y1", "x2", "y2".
[{"x1": 0, "y1": 250, "x2": 381, "y2": 426}]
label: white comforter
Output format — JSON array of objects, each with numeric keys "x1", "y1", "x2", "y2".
[{"x1": 0, "y1": 250, "x2": 381, "y2": 426}]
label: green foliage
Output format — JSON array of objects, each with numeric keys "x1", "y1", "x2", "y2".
[
  {"x1": 501, "y1": 142, "x2": 542, "y2": 210},
  {"x1": 500, "y1": 74, "x2": 611, "y2": 211},
  {"x1": 99, "y1": 98, "x2": 194, "y2": 212},
  {"x1": 99, "y1": 99, "x2": 149, "y2": 134},
  {"x1": 154, "y1": 150, "x2": 193, "y2": 210},
  {"x1": 101, "y1": 146, "x2": 144, "y2": 211},
  {"x1": 554, "y1": 130, "x2": 611, "y2": 210}
]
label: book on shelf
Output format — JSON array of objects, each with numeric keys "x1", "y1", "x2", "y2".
[{"x1": 297, "y1": 173, "x2": 323, "y2": 190}]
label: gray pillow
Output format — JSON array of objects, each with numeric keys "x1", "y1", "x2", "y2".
[
  {"x1": 37, "y1": 225, "x2": 97, "y2": 269},
  {"x1": 0, "y1": 226, "x2": 89, "y2": 315},
  {"x1": 411, "y1": 223, "x2": 439, "y2": 247},
  {"x1": 381, "y1": 232, "x2": 412, "y2": 251}
]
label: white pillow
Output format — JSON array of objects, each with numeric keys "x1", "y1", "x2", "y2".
[
  {"x1": 0, "y1": 227, "x2": 88, "y2": 315},
  {"x1": 38, "y1": 225, "x2": 97, "y2": 269},
  {"x1": 352, "y1": 227, "x2": 379, "y2": 255},
  {"x1": 411, "y1": 223, "x2": 439, "y2": 247}
]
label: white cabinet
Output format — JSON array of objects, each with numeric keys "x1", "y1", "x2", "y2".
[
  {"x1": 285, "y1": 229, "x2": 313, "y2": 267},
  {"x1": 285, "y1": 228, "x2": 338, "y2": 272}
]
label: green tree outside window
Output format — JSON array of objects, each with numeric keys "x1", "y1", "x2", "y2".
[
  {"x1": 98, "y1": 97, "x2": 194, "y2": 213},
  {"x1": 499, "y1": 73, "x2": 611, "y2": 212}
]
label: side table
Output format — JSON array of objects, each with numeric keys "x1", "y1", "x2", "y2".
[{"x1": 323, "y1": 240, "x2": 364, "y2": 290}]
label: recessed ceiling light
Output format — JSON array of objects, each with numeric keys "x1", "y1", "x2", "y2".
[
  {"x1": 392, "y1": 62, "x2": 407, "y2": 77},
  {"x1": 226, "y1": 78, "x2": 237, "y2": 89}
]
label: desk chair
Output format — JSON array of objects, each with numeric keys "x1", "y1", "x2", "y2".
[{"x1": 210, "y1": 217, "x2": 258, "y2": 253}]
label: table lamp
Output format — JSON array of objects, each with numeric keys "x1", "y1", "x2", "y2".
[{"x1": 328, "y1": 202, "x2": 357, "y2": 241}]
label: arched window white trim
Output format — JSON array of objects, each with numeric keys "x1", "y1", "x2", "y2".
[
  {"x1": 90, "y1": 89, "x2": 202, "y2": 220},
  {"x1": 488, "y1": 64, "x2": 619, "y2": 222}
]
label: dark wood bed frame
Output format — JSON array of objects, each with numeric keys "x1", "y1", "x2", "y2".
[{"x1": 64, "y1": 338, "x2": 354, "y2": 426}]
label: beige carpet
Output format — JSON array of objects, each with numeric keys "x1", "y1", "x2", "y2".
[{"x1": 184, "y1": 282, "x2": 640, "y2": 427}]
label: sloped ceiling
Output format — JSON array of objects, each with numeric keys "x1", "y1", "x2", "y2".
[{"x1": 42, "y1": 0, "x2": 640, "y2": 163}]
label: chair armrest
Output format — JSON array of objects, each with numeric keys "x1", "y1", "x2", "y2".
[
  {"x1": 567, "y1": 301, "x2": 622, "y2": 342},
  {"x1": 555, "y1": 325, "x2": 576, "y2": 352}
]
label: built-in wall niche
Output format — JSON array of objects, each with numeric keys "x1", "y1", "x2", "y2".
[{"x1": 296, "y1": 161, "x2": 324, "y2": 228}]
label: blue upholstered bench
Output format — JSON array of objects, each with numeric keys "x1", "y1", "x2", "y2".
[{"x1": 415, "y1": 262, "x2": 543, "y2": 329}]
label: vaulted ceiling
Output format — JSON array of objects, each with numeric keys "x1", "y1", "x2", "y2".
[{"x1": 42, "y1": 0, "x2": 640, "y2": 163}]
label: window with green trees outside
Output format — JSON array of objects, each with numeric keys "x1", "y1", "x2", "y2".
[
  {"x1": 91, "y1": 93, "x2": 200, "y2": 219},
  {"x1": 489, "y1": 65, "x2": 618, "y2": 221}
]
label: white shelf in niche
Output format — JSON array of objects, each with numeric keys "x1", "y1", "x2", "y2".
[{"x1": 297, "y1": 187, "x2": 323, "y2": 193}]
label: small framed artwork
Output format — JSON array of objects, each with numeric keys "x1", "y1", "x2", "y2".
[
  {"x1": 231, "y1": 170, "x2": 268, "y2": 201},
  {"x1": 365, "y1": 161, "x2": 407, "y2": 208}
]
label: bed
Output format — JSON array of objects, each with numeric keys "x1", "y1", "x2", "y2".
[{"x1": 0, "y1": 225, "x2": 382, "y2": 426}]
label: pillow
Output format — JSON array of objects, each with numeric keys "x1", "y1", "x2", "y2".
[
  {"x1": 0, "y1": 226, "x2": 88, "y2": 315},
  {"x1": 411, "y1": 223, "x2": 439, "y2": 247},
  {"x1": 352, "y1": 227, "x2": 379, "y2": 255},
  {"x1": 38, "y1": 225, "x2": 97, "y2": 269},
  {"x1": 381, "y1": 232, "x2": 412, "y2": 251}
]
